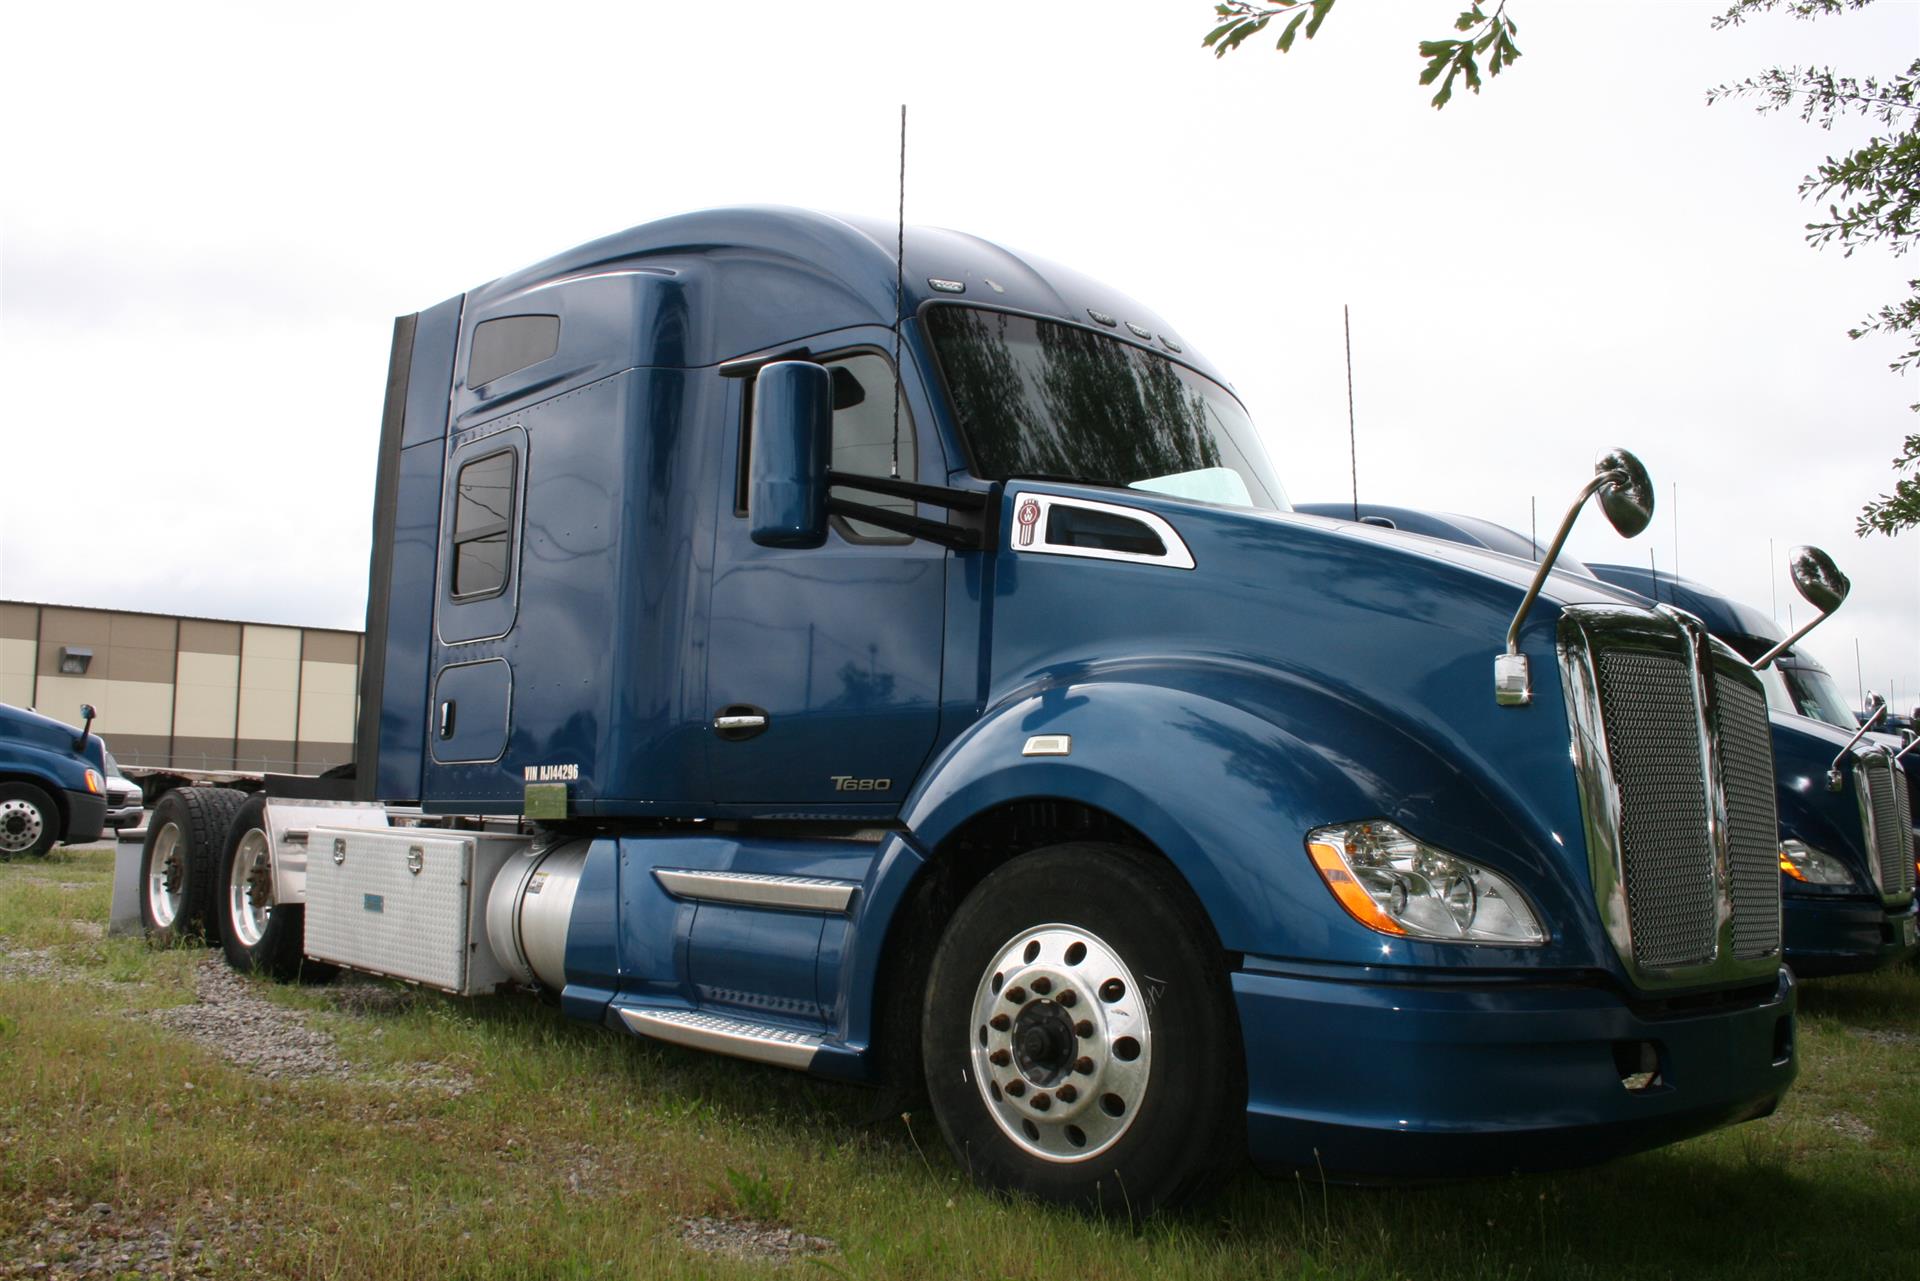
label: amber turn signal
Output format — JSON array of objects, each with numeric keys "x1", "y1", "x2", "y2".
[{"x1": 1308, "y1": 841, "x2": 1408, "y2": 936}]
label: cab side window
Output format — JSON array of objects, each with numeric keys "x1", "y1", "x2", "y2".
[
  {"x1": 824, "y1": 352, "x2": 915, "y2": 543},
  {"x1": 451, "y1": 449, "x2": 516, "y2": 597}
]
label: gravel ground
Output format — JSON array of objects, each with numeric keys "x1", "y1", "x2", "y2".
[
  {"x1": 674, "y1": 1217, "x2": 836, "y2": 1264},
  {"x1": 150, "y1": 957, "x2": 353, "y2": 1081},
  {"x1": 0, "y1": 947, "x2": 70, "y2": 983},
  {"x1": 0, "y1": 1197, "x2": 251, "y2": 1280}
]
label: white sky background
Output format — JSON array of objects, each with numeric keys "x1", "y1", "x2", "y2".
[{"x1": 2, "y1": 0, "x2": 1917, "y2": 709}]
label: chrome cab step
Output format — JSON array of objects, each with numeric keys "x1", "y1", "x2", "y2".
[{"x1": 618, "y1": 1006, "x2": 824, "y2": 1070}]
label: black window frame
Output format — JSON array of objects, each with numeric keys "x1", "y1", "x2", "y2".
[{"x1": 449, "y1": 446, "x2": 519, "y2": 601}]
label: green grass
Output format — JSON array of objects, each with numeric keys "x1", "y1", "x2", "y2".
[{"x1": 2, "y1": 847, "x2": 1916, "y2": 1279}]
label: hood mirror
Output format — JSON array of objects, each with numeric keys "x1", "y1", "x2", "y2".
[
  {"x1": 1827, "y1": 691, "x2": 1889, "y2": 791},
  {"x1": 1754, "y1": 545, "x2": 1849, "y2": 669},
  {"x1": 1495, "y1": 448, "x2": 1654, "y2": 707},
  {"x1": 1789, "y1": 546, "x2": 1849, "y2": 615},
  {"x1": 1596, "y1": 448, "x2": 1654, "y2": 539},
  {"x1": 73, "y1": 703, "x2": 97, "y2": 752}
]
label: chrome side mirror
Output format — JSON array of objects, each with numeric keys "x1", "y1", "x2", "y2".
[
  {"x1": 1828, "y1": 692, "x2": 1889, "y2": 791},
  {"x1": 1754, "y1": 545, "x2": 1850, "y2": 669},
  {"x1": 1496, "y1": 448, "x2": 1654, "y2": 707},
  {"x1": 1595, "y1": 447, "x2": 1654, "y2": 539}
]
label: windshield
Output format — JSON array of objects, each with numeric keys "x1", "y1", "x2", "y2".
[
  {"x1": 925, "y1": 306, "x2": 1286, "y2": 510},
  {"x1": 1781, "y1": 662, "x2": 1858, "y2": 729}
]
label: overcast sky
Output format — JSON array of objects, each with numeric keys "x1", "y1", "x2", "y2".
[{"x1": 3, "y1": 1, "x2": 1916, "y2": 708}]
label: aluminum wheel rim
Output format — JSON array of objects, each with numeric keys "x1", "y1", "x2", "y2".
[
  {"x1": 0, "y1": 797, "x2": 45, "y2": 855},
  {"x1": 228, "y1": 827, "x2": 273, "y2": 947},
  {"x1": 147, "y1": 821, "x2": 185, "y2": 929},
  {"x1": 969, "y1": 923, "x2": 1153, "y2": 1163}
]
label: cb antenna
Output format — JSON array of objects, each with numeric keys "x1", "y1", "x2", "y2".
[
  {"x1": 890, "y1": 104, "x2": 907, "y2": 480},
  {"x1": 1345, "y1": 304, "x2": 1358, "y2": 521}
]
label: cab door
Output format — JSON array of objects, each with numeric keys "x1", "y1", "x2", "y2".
[{"x1": 705, "y1": 339, "x2": 947, "y2": 808}]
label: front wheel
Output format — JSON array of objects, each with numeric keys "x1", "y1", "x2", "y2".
[
  {"x1": 217, "y1": 793, "x2": 333, "y2": 982},
  {"x1": 0, "y1": 782, "x2": 59, "y2": 859},
  {"x1": 921, "y1": 842, "x2": 1245, "y2": 1216}
]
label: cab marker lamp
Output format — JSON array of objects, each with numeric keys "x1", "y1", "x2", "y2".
[
  {"x1": 1306, "y1": 821, "x2": 1546, "y2": 944},
  {"x1": 84, "y1": 769, "x2": 102, "y2": 795},
  {"x1": 1777, "y1": 839, "x2": 1854, "y2": 886}
]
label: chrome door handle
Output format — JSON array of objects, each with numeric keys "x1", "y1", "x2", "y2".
[{"x1": 712, "y1": 704, "x2": 770, "y2": 741}]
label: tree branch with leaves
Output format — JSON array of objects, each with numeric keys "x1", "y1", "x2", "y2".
[
  {"x1": 1204, "y1": 2, "x2": 1522, "y2": 108},
  {"x1": 1201, "y1": 0, "x2": 1920, "y2": 535}
]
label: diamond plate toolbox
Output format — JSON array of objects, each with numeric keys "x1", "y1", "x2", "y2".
[{"x1": 305, "y1": 828, "x2": 528, "y2": 995}]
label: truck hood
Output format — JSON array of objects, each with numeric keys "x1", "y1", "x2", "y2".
[
  {"x1": 0, "y1": 701, "x2": 105, "y2": 771},
  {"x1": 1241, "y1": 505, "x2": 1651, "y2": 612}
]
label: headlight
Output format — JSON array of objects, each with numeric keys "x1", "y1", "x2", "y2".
[
  {"x1": 1306, "y1": 821, "x2": 1546, "y2": 945},
  {"x1": 83, "y1": 769, "x2": 103, "y2": 795},
  {"x1": 1778, "y1": 839, "x2": 1854, "y2": 887}
]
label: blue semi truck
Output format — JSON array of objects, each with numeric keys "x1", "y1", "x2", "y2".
[
  {"x1": 1296, "y1": 504, "x2": 1919, "y2": 978},
  {"x1": 0, "y1": 702, "x2": 107, "y2": 858},
  {"x1": 141, "y1": 208, "x2": 1800, "y2": 1212}
]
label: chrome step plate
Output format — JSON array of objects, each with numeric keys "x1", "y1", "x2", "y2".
[{"x1": 618, "y1": 1006, "x2": 823, "y2": 1070}]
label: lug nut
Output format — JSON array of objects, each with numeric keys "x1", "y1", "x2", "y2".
[
  {"x1": 1074, "y1": 1056, "x2": 1095, "y2": 1075},
  {"x1": 1074, "y1": 1020, "x2": 1093, "y2": 1038},
  {"x1": 1031, "y1": 976, "x2": 1052, "y2": 995},
  {"x1": 1058, "y1": 989, "x2": 1077, "y2": 1007},
  {"x1": 1056, "y1": 1084, "x2": 1079, "y2": 1103},
  {"x1": 989, "y1": 1049, "x2": 1011, "y2": 1067},
  {"x1": 1006, "y1": 1079, "x2": 1027, "y2": 1097},
  {"x1": 990, "y1": 1013, "x2": 1011, "y2": 1032},
  {"x1": 1005, "y1": 986, "x2": 1026, "y2": 1004},
  {"x1": 1032, "y1": 1092, "x2": 1052, "y2": 1111}
]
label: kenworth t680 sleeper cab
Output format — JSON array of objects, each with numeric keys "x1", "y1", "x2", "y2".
[{"x1": 140, "y1": 207, "x2": 1796, "y2": 1213}]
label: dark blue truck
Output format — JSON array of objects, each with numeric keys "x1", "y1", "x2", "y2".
[
  {"x1": 1297, "y1": 504, "x2": 1919, "y2": 978},
  {"x1": 1582, "y1": 561, "x2": 1919, "y2": 975},
  {"x1": 142, "y1": 208, "x2": 1799, "y2": 1212},
  {"x1": 0, "y1": 702, "x2": 108, "y2": 858}
]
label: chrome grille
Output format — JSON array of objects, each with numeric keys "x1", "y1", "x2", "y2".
[
  {"x1": 1593, "y1": 649, "x2": 1719, "y2": 969},
  {"x1": 1862, "y1": 758, "x2": 1916, "y2": 898},
  {"x1": 1711, "y1": 672, "x2": 1781, "y2": 958}
]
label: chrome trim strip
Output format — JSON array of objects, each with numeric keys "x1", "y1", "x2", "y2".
[
  {"x1": 1006, "y1": 491, "x2": 1196, "y2": 570},
  {"x1": 653, "y1": 868, "x2": 858, "y2": 913},
  {"x1": 1667, "y1": 608, "x2": 1735, "y2": 950},
  {"x1": 618, "y1": 1007, "x2": 821, "y2": 1070}
]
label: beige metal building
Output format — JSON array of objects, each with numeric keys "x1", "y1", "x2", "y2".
[{"x1": 0, "y1": 600, "x2": 363, "y2": 775}]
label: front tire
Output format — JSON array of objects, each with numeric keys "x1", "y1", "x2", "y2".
[
  {"x1": 217, "y1": 793, "x2": 333, "y2": 982},
  {"x1": 0, "y1": 782, "x2": 59, "y2": 859},
  {"x1": 921, "y1": 842, "x2": 1245, "y2": 1216},
  {"x1": 140, "y1": 787, "x2": 246, "y2": 945}
]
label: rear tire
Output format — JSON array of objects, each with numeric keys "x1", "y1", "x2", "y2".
[
  {"x1": 0, "y1": 782, "x2": 59, "y2": 859},
  {"x1": 140, "y1": 787, "x2": 246, "y2": 945},
  {"x1": 217, "y1": 793, "x2": 334, "y2": 982},
  {"x1": 920, "y1": 842, "x2": 1245, "y2": 1217}
]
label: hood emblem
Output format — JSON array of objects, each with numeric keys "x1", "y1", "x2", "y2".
[{"x1": 1016, "y1": 497, "x2": 1042, "y2": 546}]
